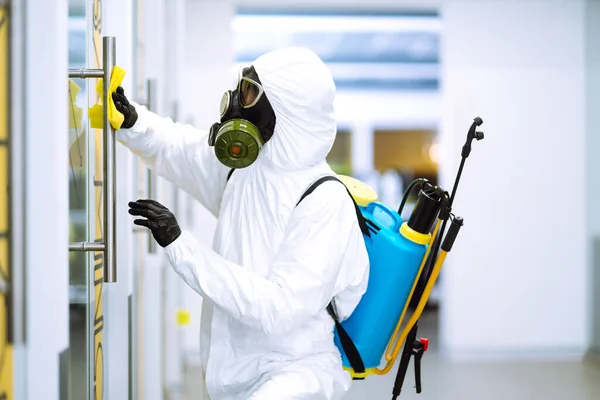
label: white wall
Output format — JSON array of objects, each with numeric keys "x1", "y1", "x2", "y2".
[
  {"x1": 585, "y1": 0, "x2": 600, "y2": 355},
  {"x1": 23, "y1": 0, "x2": 70, "y2": 398},
  {"x1": 439, "y1": 0, "x2": 589, "y2": 360}
]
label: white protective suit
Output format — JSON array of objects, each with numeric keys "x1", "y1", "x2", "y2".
[{"x1": 117, "y1": 47, "x2": 370, "y2": 399}]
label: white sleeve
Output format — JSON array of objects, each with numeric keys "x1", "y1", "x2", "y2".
[
  {"x1": 164, "y1": 183, "x2": 369, "y2": 334},
  {"x1": 115, "y1": 103, "x2": 231, "y2": 217}
]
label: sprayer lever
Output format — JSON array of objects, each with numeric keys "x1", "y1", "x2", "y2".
[{"x1": 412, "y1": 338, "x2": 428, "y2": 394}]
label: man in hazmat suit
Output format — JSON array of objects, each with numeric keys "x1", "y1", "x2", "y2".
[{"x1": 114, "y1": 47, "x2": 369, "y2": 399}]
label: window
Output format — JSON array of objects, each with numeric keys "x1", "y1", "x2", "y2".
[{"x1": 232, "y1": 10, "x2": 440, "y2": 92}]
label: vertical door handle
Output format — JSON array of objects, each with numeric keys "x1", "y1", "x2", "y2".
[
  {"x1": 146, "y1": 79, "x2": 158, "y2": 254},
  {"x1": 103, "y1": 36, "x2": 118, "y2": 282},
  {"x1": 66, "y1": 36, "x2": 118, "y2": 283}
]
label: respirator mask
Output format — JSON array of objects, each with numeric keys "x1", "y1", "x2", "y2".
[{"x1": 208, "y1": 66, "x2": 276, "y2": 169}]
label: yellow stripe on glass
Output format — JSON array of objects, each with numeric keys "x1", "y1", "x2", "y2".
[
  {"x1": 92, "y1": 1, "x2": 104, "y2": 398},
  {"x1": 0, "y1": 5, "x2": 13, "y2": 399}
]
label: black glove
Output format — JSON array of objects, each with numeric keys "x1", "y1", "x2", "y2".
[
  {"x1": 112, "y1": 86, "x2": 138, "y2": 129},
  {"x1": 128, "y1": 199, "x2": 182, "y2": 247}
]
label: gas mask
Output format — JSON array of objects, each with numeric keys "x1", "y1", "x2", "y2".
[{"x1": 208, "y1": 66, "x2": 276, "y2": 169}]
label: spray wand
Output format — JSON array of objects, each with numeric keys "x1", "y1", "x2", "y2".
[{"x1": 390, "y1": 117, "x2": 484, "y2": 400}]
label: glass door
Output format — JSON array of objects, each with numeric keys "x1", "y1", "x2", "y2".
[
  {"x1": 88, "y1": 2, "x2": 106, "y2": 398},
  {"x1": 67, "y1": 0, "x2": 92, "y2": 398},
  {"x1": 68, "y1": 1, "x2": 118, "y2": 398}
]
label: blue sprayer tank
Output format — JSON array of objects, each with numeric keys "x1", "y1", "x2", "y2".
[{"x1": 333, "y1": 191, "x2": 439, "y2": 374}]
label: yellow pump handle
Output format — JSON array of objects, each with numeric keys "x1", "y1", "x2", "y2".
[
  {"x1": 382, "y1": 219, "x2": 441, "y2": 364},
  {"x1": 380, "y1": 249, "x2": 448, "y2": 374},
  {"x1": 376, "y1": 219, "x2": 448, "y2": 375}
]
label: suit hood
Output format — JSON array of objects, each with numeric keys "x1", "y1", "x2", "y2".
[{"x1": 252, "y1": 47, "x2": 337, "y2": 171}]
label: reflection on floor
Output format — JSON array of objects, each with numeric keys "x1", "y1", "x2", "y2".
[
  {"x1": 184, "y1": 310, "x2": 600, "y2": 400},
  {"x1": 70, "y1": 305, "x2": 88, "y2": 399}
]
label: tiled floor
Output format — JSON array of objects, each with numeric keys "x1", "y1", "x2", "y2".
[{"x1": 183, "y1": 310, "x2": 600, "y2": 400}]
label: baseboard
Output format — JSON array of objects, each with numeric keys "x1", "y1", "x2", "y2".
[{"x1": 440, "y1": 346, "x2": 587, "y2": 363}]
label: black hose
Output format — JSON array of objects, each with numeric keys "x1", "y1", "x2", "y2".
[{"x1": 398, "y1": 178, "x2": 429, "y2": 216}]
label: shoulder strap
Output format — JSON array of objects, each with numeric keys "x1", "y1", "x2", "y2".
[
  {"x1": 226, "y1": 168, "x2": 235, "y2": 182},
  {"x1": 298, "y1": 175, "x2": 368, "y2": 378},
  {"x1": 327, "y1": 303, "x2": 366, "y2": 378}
]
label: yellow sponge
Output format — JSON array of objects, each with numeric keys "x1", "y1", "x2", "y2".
[
  {"x1": 338, "y1": 175, "x2": 378, "y2": 207},
  {"x1": 88, "y1": 65, "x2": 126, "y2": 130},
  {"x1": 68, "y1": 79, "x2": 83, "y2": 130}
]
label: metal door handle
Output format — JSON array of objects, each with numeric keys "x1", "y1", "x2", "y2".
[
  {"x1": 68, "y1": 36, "x2": 118, "y2": 283},
  {"x1": 131, "y1": 79, "x2": 158, "y2": 254},
  {"x1": 146, "y1": 79, "x2": 158, "y2": 254}
]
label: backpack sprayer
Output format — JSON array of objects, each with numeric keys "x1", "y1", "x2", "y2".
[{"x1": 330, "y1": 117, "x2": 485, "y2": 399}]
